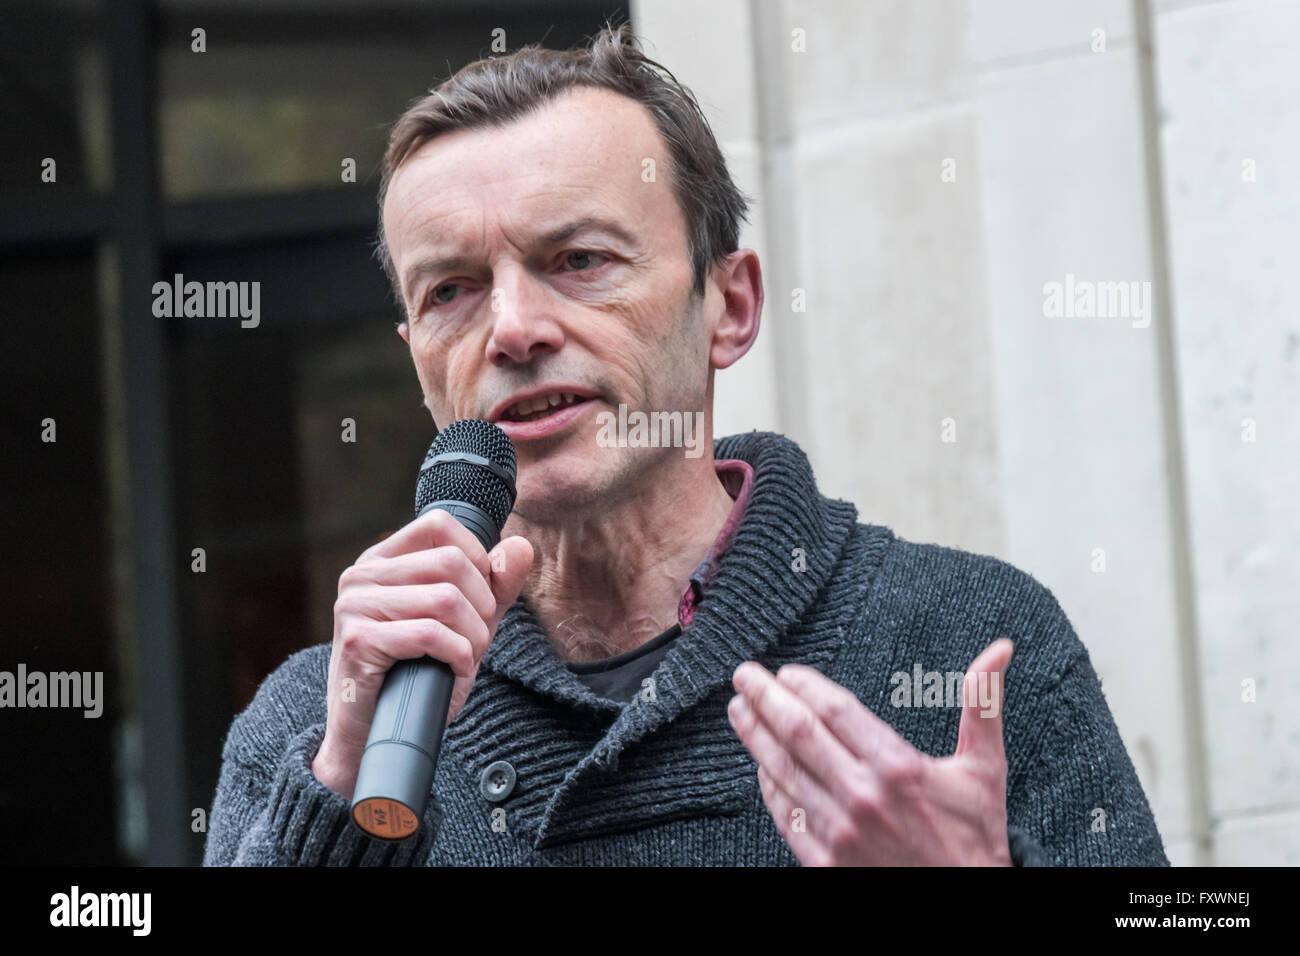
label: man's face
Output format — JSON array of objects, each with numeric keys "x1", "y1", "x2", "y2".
[{"x1": 383, "y1": 86, "x2": 711, "y2": 521}]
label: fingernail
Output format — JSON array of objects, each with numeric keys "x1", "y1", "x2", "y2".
[{"x1": 728, "y1": 694, "x2": 748, "y2": 724}]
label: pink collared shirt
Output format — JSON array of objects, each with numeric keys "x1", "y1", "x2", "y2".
[{"x1": 677, "y1": 458, "x2": 755, "y2": 627}]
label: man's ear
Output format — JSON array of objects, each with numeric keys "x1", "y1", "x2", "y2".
[{"x1": 708, "y1": 249, "x2": 763, "y2": 372}]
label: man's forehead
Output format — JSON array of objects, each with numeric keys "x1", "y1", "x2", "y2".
[{"x1": 384, "y1": 87, "x2": 669, "y2": 247}]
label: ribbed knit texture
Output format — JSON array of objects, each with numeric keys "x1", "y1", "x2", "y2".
[{"x1": 203, "y1": 430, "x2": 1169, "y2": 866}]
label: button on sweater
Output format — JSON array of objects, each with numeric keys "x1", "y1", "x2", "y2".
[{"x1": 203, "y1": 429, "x2": 1169, "y2": 866}]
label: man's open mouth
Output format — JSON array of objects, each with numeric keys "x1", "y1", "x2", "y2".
[{"x1": 500, "y1": 392, "x2": 592, "y2": 423}]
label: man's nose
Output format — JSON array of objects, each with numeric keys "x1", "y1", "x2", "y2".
[{"x1": 485, "y1": 265, "x2": 565, "y2": 366}]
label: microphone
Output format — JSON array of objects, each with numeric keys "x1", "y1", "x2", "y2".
[{"x1": 350, "y1": 419, "x2": 518, "y2": 840}]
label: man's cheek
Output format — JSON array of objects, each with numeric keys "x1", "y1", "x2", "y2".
[{"x1": 410, "y1": 348, "x2": 449, "y2": 406}]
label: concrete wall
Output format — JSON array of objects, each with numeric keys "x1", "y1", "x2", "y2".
[{"x1": 630, "y1": 0, "x2": 1298, "y2": 865}]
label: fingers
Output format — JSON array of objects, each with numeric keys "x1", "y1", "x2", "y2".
[
  {"x1": 336, "y1": 616, "x2": 478, "y2": 700},
  {"x1": 954, "y1": 638, "x2": 1014, "y2": 761},
  {"x1": 728, "y1": 689, "x2": 850, "y2": 848},
  {"x1": 773, "y1": 662, "x2": 907, "y2": 764},
  {"x1": 360, "y1": 508, "x2": 492, "y2": 578},
  {"x1": 486, "y1": 535, "x2": 534, "y2": 620},
  {"x1": 350, "y1": 546, "x2": 497, "y2": 621},
  {"x1": 349, "y1": 617, "x2": 479, "y2": 681},
  {"x1": 340, "y1": 584, "x2": 490, "y2": 656},
  {"x1": 755, "y1": 766, "x2": 834, "y2": 867},
  {"x1": 729, "y1": 662, "x2": 868, "y2": 813},
  {"x1": 322, "y1": 616, "x2": 480, "y2": 785}
]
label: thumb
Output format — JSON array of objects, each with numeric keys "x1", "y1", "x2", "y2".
[
  {"x1": 485, "y1": 534, "x2": 534, "y2": 627},
  {"x1": 953, "y1": 638, "x2": 1014, "y2": 761}
]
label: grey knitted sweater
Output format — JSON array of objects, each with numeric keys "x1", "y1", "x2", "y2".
[{"x1": 203, "y1": 430, "x2": 1169, "y2": 866}]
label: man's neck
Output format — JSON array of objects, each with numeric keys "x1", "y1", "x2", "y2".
[{"x1": 511, "y1": 453, "x2": 737, "y2": 664}]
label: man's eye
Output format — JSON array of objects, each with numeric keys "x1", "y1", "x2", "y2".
[
  {"x1": 427, "y1": 283, "x2": 458, "y2": 307},
  {"x1": 562, "y1": 250, "x2": 606, "y2": 271}
]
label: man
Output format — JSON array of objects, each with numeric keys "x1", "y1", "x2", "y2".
[{"x1": 204, "y1": 23, "x2": 1168, "y2": 866}]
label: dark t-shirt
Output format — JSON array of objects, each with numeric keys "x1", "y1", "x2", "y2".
[{"x1": 566, "y1": 622, "x2": 683, "y2": 703}]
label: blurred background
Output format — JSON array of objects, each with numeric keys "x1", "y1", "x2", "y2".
[{"x1": 0, "y1": 0, "x2": 1295, "y2": 865}]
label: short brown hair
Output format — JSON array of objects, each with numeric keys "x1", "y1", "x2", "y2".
[{"x1": 374, "y1": 19, "x2": 751, "y2": 306}]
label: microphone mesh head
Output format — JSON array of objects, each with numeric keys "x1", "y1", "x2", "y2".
[{"x1": 414, "y1": 419, "x2": 517, "y2": 529}]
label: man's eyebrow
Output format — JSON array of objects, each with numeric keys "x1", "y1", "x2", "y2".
[
  {"x1": 402, "y1": 255, "x2": 474, "y2": 303},
  {"x1": 401, "y1": 216, "x2": 639, "y2": 302},
  {"x1": 539, "y1": 215, "x2": 639, "y2": 247}
]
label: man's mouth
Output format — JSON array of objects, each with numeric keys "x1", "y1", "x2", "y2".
[{"x1": 500, "y1": 392, "x2": 593, "y2": 423}]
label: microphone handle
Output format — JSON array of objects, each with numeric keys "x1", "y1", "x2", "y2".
[{"x1": 350, "y1": 500, "x2": 498, "y2": 840}]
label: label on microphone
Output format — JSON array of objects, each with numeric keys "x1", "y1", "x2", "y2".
[{"x1": 353, "y1": 798, "x2": 420, "y2": 840}]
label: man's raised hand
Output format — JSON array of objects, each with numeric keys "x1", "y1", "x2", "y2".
[{"x1": 727, "y1": 638, "x2": 1015, "y2": 866}]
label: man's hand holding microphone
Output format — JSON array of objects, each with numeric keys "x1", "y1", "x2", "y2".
[
  {"x1": 310, "y1": 509, "x2": 533, "y2": 801},
  {"x1": 307, "y1": 419, "x2": 531, "y2": 839}
]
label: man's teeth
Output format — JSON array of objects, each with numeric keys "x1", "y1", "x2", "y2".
[{"x1": 507, "y1": 393, "x2": 582, "y2": 421}]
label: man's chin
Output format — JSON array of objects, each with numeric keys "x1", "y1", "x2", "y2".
[{"x1": 511, "y1": 449, "x2": 605, "y2": 518}]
